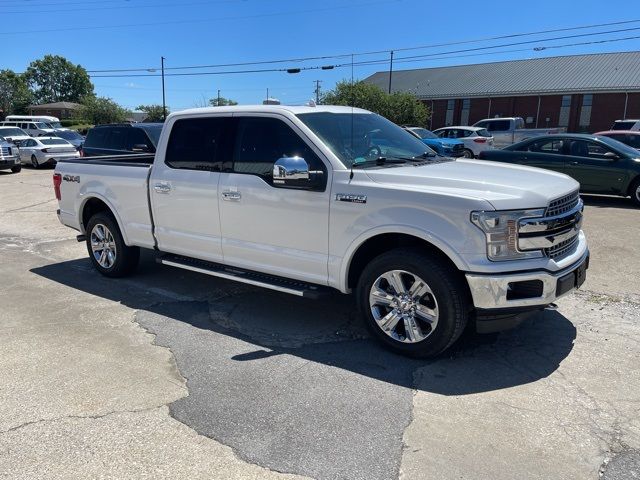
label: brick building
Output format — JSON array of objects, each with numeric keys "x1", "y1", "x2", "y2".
[{"x1": 364, "y1": 51, "x2": 640, "y2": 133}]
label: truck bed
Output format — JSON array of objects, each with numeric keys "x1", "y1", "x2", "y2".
[{"x1": 55, "y1": 153, "x2": 157, "y2": 249}]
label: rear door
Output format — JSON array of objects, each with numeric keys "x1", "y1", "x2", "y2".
[
  {"x1": 475, "y1": 120, "x2": 513, "y2": 148},
  {"x1": 217, "y1": 114, "x2": 331, "y2": 284},
  {"x1": 149, "y1": 115, "x2": 231, "y2": 262},
  {"x1": 564, "y1": 139, "x2": 626, "y2": 194}
]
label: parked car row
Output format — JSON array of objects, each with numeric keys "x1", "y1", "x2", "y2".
[{"x1": 478, "y1": 133, "x2": 640, "y2": 205}]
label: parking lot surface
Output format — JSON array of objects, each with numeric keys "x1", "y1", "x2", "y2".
[{"x1": 1, "y1": 168, "x2": 639, "y2": 479}]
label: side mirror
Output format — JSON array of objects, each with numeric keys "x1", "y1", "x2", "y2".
[
  {"x1": 604, "y1": 151, "x2": 619, "y2": 160},
  {"x1": 132, "y1": 143, "x2": 150, "y2": 152},
  {"x1": 273, "y1": 156, "x2": 312, "y2": 188}
]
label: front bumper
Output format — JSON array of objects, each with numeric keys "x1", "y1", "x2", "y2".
[
  {"x1": 0, "y1": 156, "x2": 20, "y2": 170},
  {"x1": 465, "y1": 250, "x2": 589, "y2": 310}
]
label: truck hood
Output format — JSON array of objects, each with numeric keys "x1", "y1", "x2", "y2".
[{"x1": 365, "y1": 158, "x2": 579, "y2": 210}]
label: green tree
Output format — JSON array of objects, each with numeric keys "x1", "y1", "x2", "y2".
[
  {"x1": 0, "y1": 70, "x2": 33, "y2": 115},
  {"x1": 137, "y1": 104, "x2": 168, "y2": 122},
  {"x1": 77, "y1": 96, "x2": 129, "y2": 125},
  {"x1": 25, "y1": 55, "x2": 94, "y2": 104},
  {"x1": 209, "y1": 96, "x2": 238, "y2": 107},
  {"x1": 320, "y1": 81, "x2": 430, "y2": 127}
]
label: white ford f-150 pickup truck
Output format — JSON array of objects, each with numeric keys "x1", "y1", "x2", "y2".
[{"x1": 54, "y1": 105, "x2": 589, "y2": 357}]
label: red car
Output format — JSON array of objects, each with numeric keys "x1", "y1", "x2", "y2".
[{"x1": 594, "y1": 130, "x2": 640, "y2": 151}]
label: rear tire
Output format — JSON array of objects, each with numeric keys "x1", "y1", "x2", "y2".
[
  {"x1": 10, "y1": 165, "x2": 21, "y2": 173},
  {"x1": 462, "y1": 148, "x2": 474, "y2": 158},
  {"x1": 85, "y1": 212, "x2": 139, "y2": 277},
  {"x1": 630, "y1": 177, "x2": 640, "y2": 207},
  {"x1": 356, "y1": 248, "x2": 470, "y2": 358}
]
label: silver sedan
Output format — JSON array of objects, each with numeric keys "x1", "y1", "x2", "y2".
[{"x1": 18, "y1": 136, "x2": 80, "y2": 168}]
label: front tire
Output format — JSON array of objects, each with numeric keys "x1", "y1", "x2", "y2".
[
  {"x1": 10, "y1": 165, "x2": 21, "y2": 173},
  {"x1": 630, "y1": 177, "x2": 640, "y2": 207},
  {"x1": 31, "y1": 155, "x2": 39, "y2": 169},
  {"x1": 356, "y1": 248, "x2": 470, "y2": 358},
  {"x1": 85, "y1": 212, "x2": 139, "y2": 277}
]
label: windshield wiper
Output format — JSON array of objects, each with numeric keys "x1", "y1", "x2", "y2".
[{"x1": 351, "y1": 156, "x2": 408, "y2": 168}]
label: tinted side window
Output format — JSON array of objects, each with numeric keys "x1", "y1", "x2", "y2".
[
  {"x1": 528, "y1": 139, "x2": 564, "y2": 154},
  {"x1": 128, "y1": 128, "x2": 152, "y2": 150},
  {"x1": 165, "y1": 117, "x2": 227, "y2": 170},
  {"x1": 108, "y1": 128, "x2": 128, "y2": 150},
  {"x1": 233, "y1": 117, "x2": 323, "y2": 180},
  {"x1": 486, "y1": 120, "x2": 511, "y2": 132},
  {"x1": 567, "y1": 140, "x2": 590, "y2": 158},
  {"x1": 84, "y1": 128, "x2": 108, "y2": 148}
]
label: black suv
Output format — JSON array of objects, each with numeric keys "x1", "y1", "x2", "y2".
[{"x1": 82, "y1": 123, "x2": 163, "y2": 157}]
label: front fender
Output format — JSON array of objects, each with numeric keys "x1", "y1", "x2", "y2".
[{"x1": 336, "y1": 224, "x2": 471, "y2": 293}]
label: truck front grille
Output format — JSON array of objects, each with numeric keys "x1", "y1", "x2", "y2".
[
  {"x1": 0, "y1": 146, "x2": 9, "y2": 156},
  {"x1": 546, "y1": 190, "x2": 580, "y2": 217},
  {"x1": 545, "y1": 234, "x2": 579, "y2": 260}
]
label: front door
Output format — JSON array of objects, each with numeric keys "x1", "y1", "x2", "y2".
[
  {"x1": 150, "y1": 115, "x2": 231, "y2": 262},
  {"x1": 517, "y1": 137, "x2": 567, "y2": 173},
  {"x1": 218, "y1": 114, "x2": 331, "y2": 285},
  {"x1": 563, "y1": 139, "x2": 626, "y2": 194}
]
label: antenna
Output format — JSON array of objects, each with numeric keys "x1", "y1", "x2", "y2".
[{"x1": 349, "y1": 53, "x2": 355, "y2": 181}]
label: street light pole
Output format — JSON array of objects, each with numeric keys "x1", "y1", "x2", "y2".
[
  {"x1": 161, "y1": 56, "x2": 166, "y2": 121},
  {"x1": 388, "y1": 50, "x2": 394, "y2": 94},
  {"x1": 217, "y1": 89, "x2": 221, "y2": 106}
]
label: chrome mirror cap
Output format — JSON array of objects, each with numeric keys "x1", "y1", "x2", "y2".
[{"x1": 273, "y1": 156, "x2": 310, "y2": 185}]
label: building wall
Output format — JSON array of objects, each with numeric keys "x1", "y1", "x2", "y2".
[
  {"x1": 425, "y1": 92, "x2": 634, "y2": 133},
  {"x1": 29, "y1": 107, "x2": 78, "y2": 119}
]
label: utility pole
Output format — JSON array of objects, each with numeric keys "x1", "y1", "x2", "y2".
[
  {"x1": 266, "y1": 87, "x2": 269, "y2": 101},
  {"x1": 217, "y1": 89, "x2": 221, "y2": 106},
  {"x1": 314, "y1": 80, "x2": 322, "y2": 103},
  {"x1": 388, "y1": 50, "x2": 394, "y2": 94},
  {"x1": 161, "y1": 56, "x2": 166, "y2": 121}
]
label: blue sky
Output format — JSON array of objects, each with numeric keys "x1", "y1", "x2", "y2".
[{"x1": 3, "y1": 0, "x2": 639, "y2": 111}]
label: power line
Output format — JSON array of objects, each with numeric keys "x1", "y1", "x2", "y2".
[
  {"x1": 0, "y1": 0, "x2": 398, "y2": 35},
  {"x1": 80, "y1": 18, "x2": 640, "y2": 74},
  {"x1": 86, "y1": 31, "x2": 640, "y2": 79},
  {"x1": 0, "y1": 0, "x2": 244, "y2": 14}
]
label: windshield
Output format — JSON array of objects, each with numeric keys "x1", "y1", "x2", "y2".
[
  {"x1": 410, "y1": 127, "x2": 437, "y2": 139},
  {"x1": 48, "y1": 122, "x2": 63, "y2": 129},
  {"x1": 35, "y1": 122, "x2": 49, "y2": 129},
  {"x1": 139, "y1": 125, "x2": 162, "y2": 147},
  {"x1": 41, "y1": 138, "x2": 70, "y2": 146},
  {"x1": 598, "y1": 135, "x2": 640, "y2": 157},
  {"x1": 476, "y1": 128, "x2": 491, "y2": 137},
  {"x1": 611, "y1": 121, "x2": 636, "y2": 130},
  {"x1": 297, "y1": 112, "x2": 436, "y2": 167},
  {"x1": 56, "y1": 130, "x2": 83, "y2": 140},
  {"x1": 0, "y1": 127, "x2": 26, "y2": 136}
]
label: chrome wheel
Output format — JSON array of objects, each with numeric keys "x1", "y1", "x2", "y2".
[
  {"x1": 369, "y1": 270, "x2": 439, "y2": 343},
  {"x1": 90, "y1": 223, "x2": 117, "y2": 269},
  {"x1": 635, "y1": 184, "x2": 640, "y2": 203}
]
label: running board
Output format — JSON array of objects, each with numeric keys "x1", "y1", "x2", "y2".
[{"x1": 157, "y1": 254, "x2": 332, "y2": 299}]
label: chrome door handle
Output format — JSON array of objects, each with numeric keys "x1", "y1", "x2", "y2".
[
  {"x1": 222, "y1": 191, "x2": 241, "y2": 201},
  {"x1": 154, "y1": 183, "x2": 171, "y2": 194},
  {"x1": 570, "y1": 161, "x2": 579, "y2": 165}
]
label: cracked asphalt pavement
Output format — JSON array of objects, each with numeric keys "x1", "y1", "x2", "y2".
[{"x1": 1, "y1": 168, "x2": 639, "y2": 479}]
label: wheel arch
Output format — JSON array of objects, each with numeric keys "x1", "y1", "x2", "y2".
[
  {"x1": 626, "y1": 174, "x2": 640, "y2": 197},
  {"x1": 341, "y1": 227, "x2": 470, "y2": 293},
  {"x1": 79, "y1": 195, "x2": 130, "y2": 245}
]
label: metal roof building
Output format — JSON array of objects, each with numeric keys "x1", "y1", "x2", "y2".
[{"x1": 363, "y1": 52, "x2": 640, "y2": 132}]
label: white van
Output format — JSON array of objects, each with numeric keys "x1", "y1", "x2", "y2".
[
  {"x1": 5, "y1": 115, "x2": 67, "y2": 130},
  {"x1": 0, "y1": 120, "x2": 56, "y2": 137}
]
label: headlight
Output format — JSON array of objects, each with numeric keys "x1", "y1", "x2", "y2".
[{"x1": 471, "y1": 209, "x2": 546, "y2": 261}]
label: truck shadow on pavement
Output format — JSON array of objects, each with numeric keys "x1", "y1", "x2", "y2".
[{"x1": 31, "y1": 254, "x2": 577, "y2": 397}]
